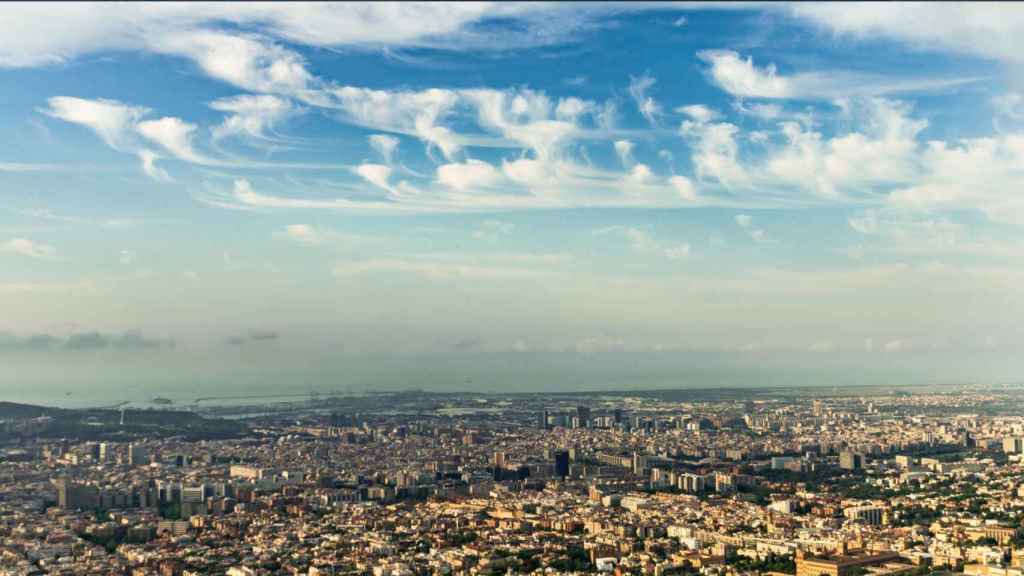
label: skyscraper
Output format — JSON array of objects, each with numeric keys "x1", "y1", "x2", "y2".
[
  {"x1": 1004, "y1": 437, "x2": 1024, "y2": 453},
  {"x1": 632, "y1": 452, "x2": 647, "y2": 475},
  {"x1": 576, "y1": 406, "x2": 591, "y2": 428},
  {"x1": 839, "y1": 451, "x2": 863, "y2": 471},
  {"x1": 128, "y1": 443, "x2": 149, "y2": 467},
  {"x1": 553, "y1": 450, "x2": 570, "y2": 478},
  {"x1": 55, "y1": 479, "x2": 99, "y2": 510}
]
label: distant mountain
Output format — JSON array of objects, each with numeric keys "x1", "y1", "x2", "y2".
[
  {"x1": 0, "y1": 401, "x2": 248, "y2": 441},
  {"x1": 0, "y1": 401, "x2": 64, "y2": 419}
]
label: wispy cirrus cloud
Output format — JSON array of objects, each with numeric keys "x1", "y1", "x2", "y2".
[
  {"x1": 628, "y1": 73, "x2": 662, "y2": 126},
  {"x1": 0, "y1": 4, "x2": 692, "y2": 69},
  {"x1": 786, "y1": 3, "x2": 1024, "y2": 64},
  {"x1": 0, "y1": 162, "x2": 73, "y2": 173},
  {"x1": 209, "y1": 94, "x2": 299, "y2": 142},
  {"x1": 21, "y1": 4, "x2": 1006, "y2": 224},
  {"x1": 40, "y1": 96, "x2": 344, "y2": 179},
  {"x1": 698, "y1": 49, "x2": 983, "y2": 101},
  {"x1": 593, "y1": 225, "x2": 691, "y2": 260}
]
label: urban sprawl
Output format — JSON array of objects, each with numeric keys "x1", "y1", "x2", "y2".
[{"x1": 3, "y1": 386, "x2": 1024, "y2": 576}]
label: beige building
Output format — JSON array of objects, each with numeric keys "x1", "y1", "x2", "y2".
[{"x1": 795, "y1": 549, "x2": 903, "y2": 576}]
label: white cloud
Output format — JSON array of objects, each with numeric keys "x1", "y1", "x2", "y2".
[
  {"x1": 354, "y1": 163, "x2": 392, "y2": 190},
  {"x1": 42, "y1": 96, "x2": 216, "y2": 175},
  {"x1": 43, "y1": 97, "x2": 213, "y2": 177},
  {"x1": 368, "y1": 134, "x2": 400, "y2": 164},
  {"x1": 0, "y1": 4, "x2": 691, "y2": 69},
  {"x1": 334, "y1": 86, "x2": 461, "y2": 160},
  {"x1": 40, "y1": 96, "x2": 148, "y2": 150},
  {"x1": 179, "y1": 85, "x2": 1024, "y2": 223},
  {"x1": 107, "y1": 46, "x2": 1010, "y2": 223},
  {"x1": 437, "y1": 159, "x2": 502, "y2": 192},
  {"x1": 677, "y1": 104, "x2": 718, "y2": 123},
  {"x1": 462, "y1": 88, "x2": 581, "y2": 162},
  {"x1": 136, "y1": 149, "x2": 171, "y2": 182},
  {"x1": 128, "y1": 78, "x2": 653, "y2": 210},
  {"x1": 231, "y1": 4, "x2": 527, "y2": 49},
  {"x1": 748, "y1": 131, "x2": 770, "y2": 144},
  {"x1": 555, "y1": 97, "x2": 592, "y2": 122},
  {"x1": 733, "y1": 101, "x2": 782, "y2": 120},
  {"x1": 698, "y1": 49, "x2": 980, "y2": 101},
  {"x1": 136, "y1": 117, "x2": 209, "y2": 165},
  {"x1": 595, "y1": 99, "x2": 618, "y2": 131},
  {"x1": 279, "y1": 223, "x2": 373, "y2": 248},
  {"x1": 628, "y1": 73, "x2": 662, "y2": 126},
  {"x1": 626, "y1": 164, "x2": 654, "y2": 184},
  {"x1": 45, "y1": 95, "x2": 342, "y2": 176},
  {"x1": 887, "y1": 134, "x2": 1024, "y2": 225},
  {"x1": 208, "y1": 179, "x2": 328, "y2": 210},
  {"x1": 198, "y1": 150, "x2": 676, "y2": 214},
  {"x1": 119, "y1": 249, "x2": 136, "y2": 265},
  {"x1": 699, "y1": 50, "x2": 790, "y2": 99},
  {"x1": 501, "y1": 157, "x2": 549, "y2": 188},
  {"x1": 613, "y1": 140, "x2": 635, "y2": 167},
  {"x1": 209, "y1": 94, "x2": 296, "y2": 141},
  {"x1": 192, "y1": 179, "x2": 371, "y2": 212},
  {"x1": 762, "y1": 99, "x2": 926, "y2": 198},
  {"x1": 149, "y1": 29, "x2": 313, "y2": 95},
  {"x1": 1, "y1": 238, "x2": 57, "y2": 261},
  {"x1": 788, "y1": 3, "x2": 1024, "y2": 63},
  {"x1": 669, "y1": 175, "x2": 697, "y2": 201},
  {"x1": 679, "y1": 117, "x2": 748, "y2": 187},
  {"x1": 735, "y1": 214, "x2": 753, "y2": 228},
  {"x1": 197, "y1": 178, "x2": 445, "y2": 213}
]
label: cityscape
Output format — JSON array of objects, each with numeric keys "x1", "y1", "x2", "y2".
[
  {"x1": 5, "y1": 385, "x2": 1024, "y2": 575},
  {"x1": 4, "y1": 2, "x2": 1024, "y2": 575}
]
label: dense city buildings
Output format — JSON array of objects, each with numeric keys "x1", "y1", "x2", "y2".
[{"x1": 4, "y1": 385, "x2": 1024, "y2": 575}]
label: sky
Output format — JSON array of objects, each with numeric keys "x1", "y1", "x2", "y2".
[{"x1": 2, "y1": 2, "x2": 1024, "y2": 402}]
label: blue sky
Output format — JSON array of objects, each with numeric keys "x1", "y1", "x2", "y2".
[{"x1": 2, "y1": 3, "x2": 1024, "y2": 400}]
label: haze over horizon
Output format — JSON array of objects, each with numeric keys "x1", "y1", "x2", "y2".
[{"x1": 2, "y1": 2, "x2": 1024, "y2": 400}]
